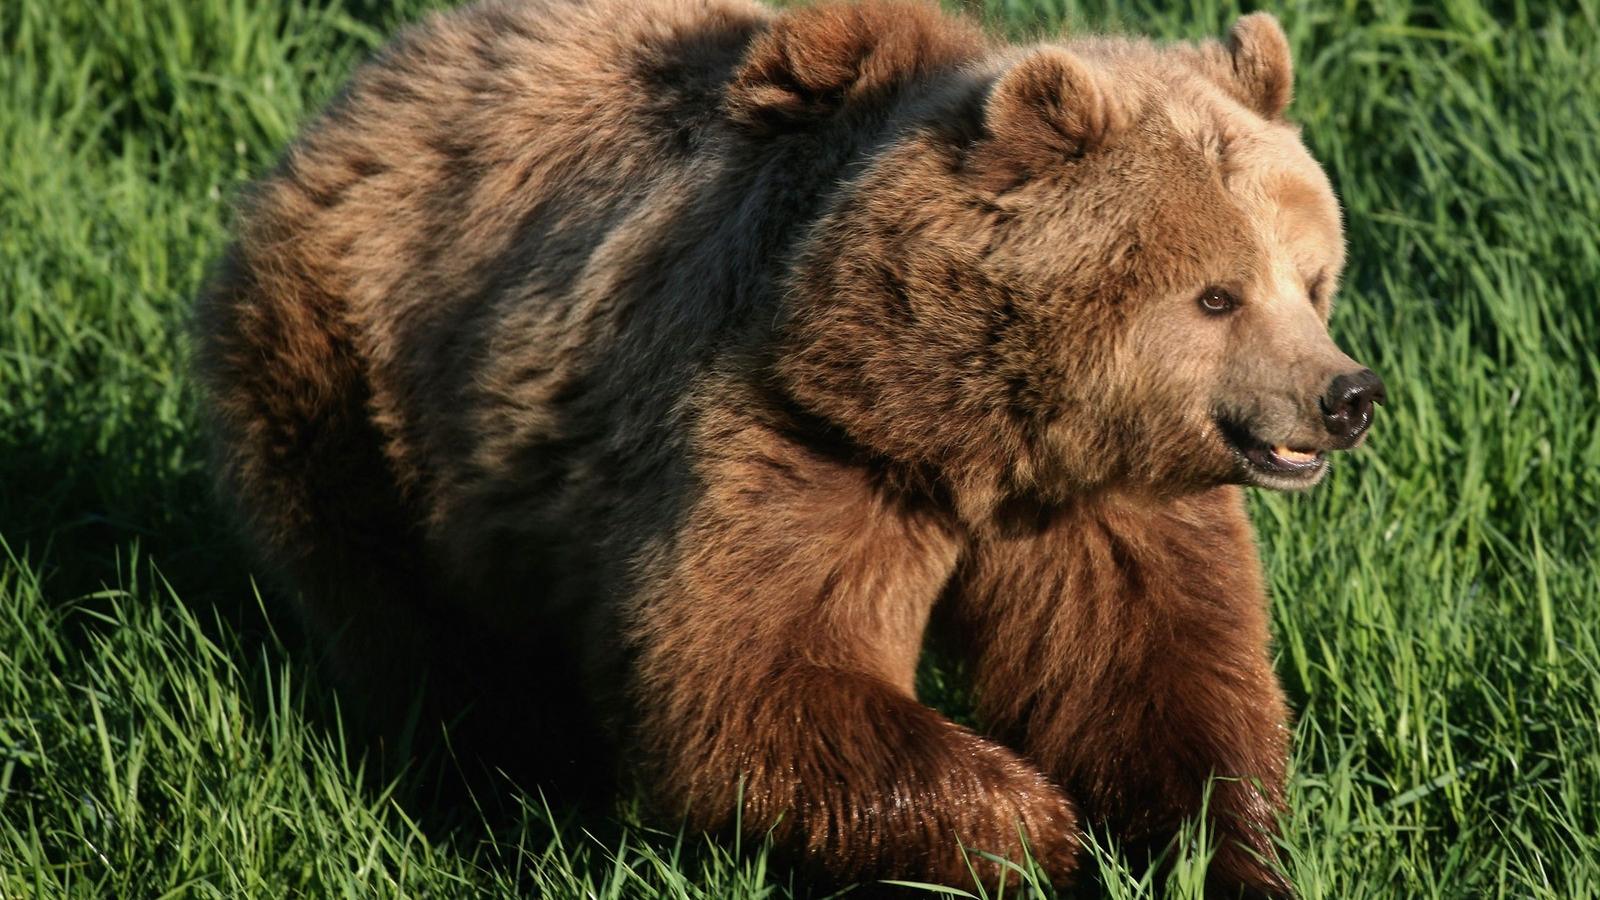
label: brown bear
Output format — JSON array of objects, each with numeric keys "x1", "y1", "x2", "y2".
[{"x1": 192, "y1": 0, "x2": 1384, "y2": 894}]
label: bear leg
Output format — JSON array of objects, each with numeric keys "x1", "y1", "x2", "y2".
[
  {"x1": 951, "y1": 487, "x2": 1293, "y2": 897},
  {"x1": 193, "y1": 240, "x2": 441, "y2": 721},
  {"x1": 628, "y1": 410, "x2": 1080, "y2": 890}
]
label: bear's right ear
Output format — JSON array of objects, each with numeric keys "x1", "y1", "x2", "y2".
[
  {"x1": 1192, "y1": 13, "x2": 1294, "y2": 119},
  {"x1": 725, "y1": 1, "x2": 985, "y2": 133},
  {"x1": 982, "y1": 49, "x2": 1120, "y2": 161}
]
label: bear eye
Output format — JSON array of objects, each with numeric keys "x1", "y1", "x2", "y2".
[
  {"x1": 1308, "y1": 270, "x2": 1329, "y2": 306},
  {"x1": 1197, "y1": 286, "x2": 1239, "y2": 315}
]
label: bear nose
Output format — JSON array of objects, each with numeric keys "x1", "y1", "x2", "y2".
[{"x1": 1320, "y1": 369, "x2": 1386, "y2": 445}]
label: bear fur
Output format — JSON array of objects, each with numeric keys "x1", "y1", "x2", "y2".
[{"x1": 193, "y1": 0, "x2": 1380, "y2": 894}]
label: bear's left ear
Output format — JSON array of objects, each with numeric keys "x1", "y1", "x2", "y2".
[
  {"x1": 983, "y1": 48, "x2": 1121, "y2": 160},
  {"x1": 1199, "y1": 13, "x2": 1294, "y2": 119}
]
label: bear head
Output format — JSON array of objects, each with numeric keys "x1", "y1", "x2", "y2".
[{"x1": 746, "y1": 3, "x2": 1384, "y2": 507}]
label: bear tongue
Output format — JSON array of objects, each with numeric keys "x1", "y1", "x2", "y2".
[{"x1": 1273, "y1": 445, "x2": 1320, "y2": 464}]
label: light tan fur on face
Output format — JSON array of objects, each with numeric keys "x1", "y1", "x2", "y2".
[{"x1": 1181, "y1": 93, "x2": 1360, "y2": 476}]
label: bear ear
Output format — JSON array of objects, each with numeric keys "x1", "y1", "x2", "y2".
[
  {"x1": 725, "y1": 1, "x2": 984, "y2": 133},
  {"x1": 1209, "y1": 12, "x2": 1294, "y2": 119},
  {"x1": 982, "y1": 48, "x2": 1119, "y2": 159}
]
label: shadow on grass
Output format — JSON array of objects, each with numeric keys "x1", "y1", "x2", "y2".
[{"x1": 0, "y1": 404, "x2": 676, "y2": 891}]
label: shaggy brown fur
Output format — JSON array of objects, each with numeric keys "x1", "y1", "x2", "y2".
[{"x1": 193, "y1": 0, "x2": 1381, "y2": 894}]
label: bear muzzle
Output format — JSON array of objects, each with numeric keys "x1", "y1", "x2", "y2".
[{"x1": 1216, "y1": 366, "x2": 1384, "y2": 489}]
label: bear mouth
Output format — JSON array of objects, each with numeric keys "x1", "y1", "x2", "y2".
[{"x1": 1215, "y1": 417, "x2": 1327, "y2": 485}]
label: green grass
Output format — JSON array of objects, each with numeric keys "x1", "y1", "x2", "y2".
[{"x1": 2, "y1": 0, "x2": 1597, "y2": 895}]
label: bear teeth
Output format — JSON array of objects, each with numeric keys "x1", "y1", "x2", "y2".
[{"x1": 1272, "y1": 445, "x2": 1320, "y2": 464}]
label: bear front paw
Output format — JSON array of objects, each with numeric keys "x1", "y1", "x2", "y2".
[{"x1": 642, "y1": 666, "x2": 1081, "y2": 891}]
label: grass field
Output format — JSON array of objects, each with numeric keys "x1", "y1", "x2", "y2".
[{"x1": 2, "y1": 0, "x2": 1598, "y2": 895}]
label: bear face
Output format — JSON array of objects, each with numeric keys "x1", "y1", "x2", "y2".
[{"x1": 773, "y1": 13, "x2": 1383, "y2": 504}]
